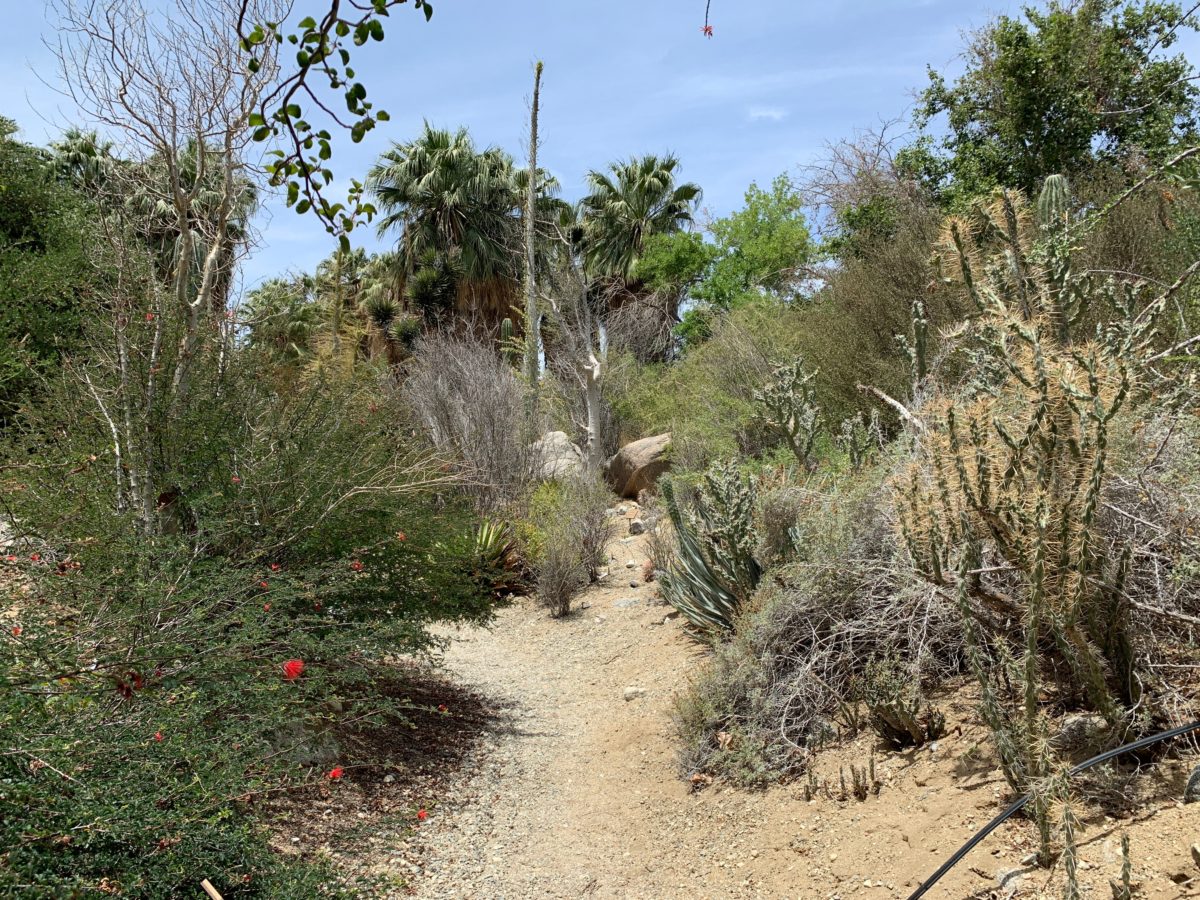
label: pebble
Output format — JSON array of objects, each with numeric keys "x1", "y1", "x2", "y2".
[{"x1": 624, "y1": 686, "x2": 647, "y2": 701}]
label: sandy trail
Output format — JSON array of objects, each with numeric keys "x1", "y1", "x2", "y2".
[{"x1": 404, "y1": 512, "x2": 1200, "y2": 900}]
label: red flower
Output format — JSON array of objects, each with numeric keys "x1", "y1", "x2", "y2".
[
  {"x1": 4, "y1": 555, "x2": 16, "y2": 563},
  {"x1": 328, "y1": 766, "x2": 344, "y2": 780},
  {"x1": 11, "y1": 625, "x2": 22, "y2": 637},
  {"x1": 396, "y1": 532, "x2": 407, "y2": 542},
  {"x1": 350, "y1": 560, "x2": 364, "y2": 572},
  {"x1": 154, "y1": 731, "x2": 164, "y2": 742},
  {"x1": 145, "y1": 312, "x2": 155, "y2": 322},
  {"x1": 131, "y1": 671, "x2": 143, "y2": 690},
  {"x1": 313, "y1": 601, "x2": 322, "y2": 611},
  {"x1": 231, "y1": 475, "x2": 241, "y2": 484},
  {"x1": 416, "y1": 809, "x2": 428, "y2": 821},
  {"x1": 270, "y1": 563, "x2": 281, "y2": 572},
  {"x1": 702, "y1": 24, "x2": 714, "y2": 36},
  {"x1": 263, "y1": 603, "x2": 271, "y2": 612},
  {"x1": 30, "y1": 553, "x2": 41, "y2": 562},
  {"x1": 282, "y1": 659, "x2": 305, "y2": 680},
  {"x1": 437, "y1": 704, "x2": 448, "y2": 714},
  {"x1": 259, "y1": 580, "x2": 269, "y2": 589}
]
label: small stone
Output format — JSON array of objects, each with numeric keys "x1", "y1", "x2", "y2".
[
  {"x1": 629, "y1": 580, "x2": 639, "y2": 588},
  {"x1": 624, "y1": 686, "x2": 646, "y2": 701},
  {"x1": 1191, "y1": 843, "x2": 1200, "y2": 869},
  {"x1": 626, "y1": 560, "x2": 637, "y2": 569},
  {"x1": 614, "y1": 597, "x2": 639, "y2": 608},
  {"x1": 383, "y1": 774, "x2": 395, "y2": 784},
  {"x1": 629, "y1": 519, "x2": 645, "y2": 535}
]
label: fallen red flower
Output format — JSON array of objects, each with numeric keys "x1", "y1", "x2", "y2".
[
  {"x1": 259, "y1": 580, "x2": 269, "y2": 589},
  {"x1": 4, "y1": 555, "x2": 16, "y2": 563},
  {"x1": 144, "y1": 312, "x2": 155, "y2": 321},
  {"x1": 416, "y1": 809, "x2": 428, "y2": 821},
  {"x1": 437, "y1": 704, "x2": 448, "y2": 713},
  {"x1": 328, "y1": 766, "x2": 344, "y2": 780},
  {"x1": 282, "y1": 659, "x2": 305, "y2": 680},
  {"x1": 231, "y1": 475, "x2": 241, "y2": 484},
  {"x1": 30, "y1": 553, "x2": 41, "y2": 562},
  {"x1": 11, "y1": 625, "x2": 21, "y2": 637},
  {"x1": 154, "y1": 731, "x2": 163, "y2": 742},
  {"x1": 350, "y1": 560, "x2": 364, "y2": 572},
  {"x1": 270, "y1": 563, "x2": 281, "y2": 572},
  {"x1": 263, "y1": 603, "x2": 271, "y2": 611},
  {"x1": 396, "y1": 532, "x2": 407, "y2": 542}
]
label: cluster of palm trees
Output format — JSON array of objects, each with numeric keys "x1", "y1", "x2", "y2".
[{"x1": 245, "y1": 122, "x2": 703, "y2": 376}]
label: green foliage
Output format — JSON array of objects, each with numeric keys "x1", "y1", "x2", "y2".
[
  {"x1": 0, "y1": 121, "x2": 97, "y2": 426},
  {"x1": 906, "y1": 0, "x2": 1200, "y2": 202},
  {"x1": 0, "y1": 329, "x2": 498, "y2": 895},
  {"x1": 692, "y1": 174, "x2": 813, "y2": 309},
  {"x1": 631, "y1": 231, "x2": 715, "y2": 295},
  {"x1": 242, "y1": 0, "x2": 436, "y2": 246}
]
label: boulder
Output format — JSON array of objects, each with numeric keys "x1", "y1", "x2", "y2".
[
  {"x1": 605, "y1": 433, "x2": 671, "y2": 498},
  {"x1": 628, "y1": 518, "x2": 646, "y2": 536},
  {"x1": 532, "y1": 431, "x2": 583, "y2": 480}
]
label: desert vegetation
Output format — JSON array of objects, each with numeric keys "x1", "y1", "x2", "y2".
[{"x1": 2, "y1": 0, "x2": 1200, "y2": 897}]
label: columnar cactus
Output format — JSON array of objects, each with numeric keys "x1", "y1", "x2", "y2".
[{"x1": 499, "y1": 317, "x2": 520, "y2": 367}]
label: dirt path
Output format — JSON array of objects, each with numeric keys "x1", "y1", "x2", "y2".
[{"x1": 401, "y1": 509, "x2": 1200, "y2": 900}]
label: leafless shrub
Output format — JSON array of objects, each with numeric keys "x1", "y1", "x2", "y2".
[
  {"x1": 399, "y1": 330, "x2": 536, "y2": 513},
  {"x1": 676, "y1": 472, "x2": 965, "y2": 782},
  {"x1": 537, "y1": 530, "x2": 586, "y2": 617}
]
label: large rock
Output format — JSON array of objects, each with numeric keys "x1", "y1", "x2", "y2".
[
  {"x1": 605, "y1": 433, "x2": 671, "y2": 498},
  {"x1": 532, "y1": 431, "x2": 583, "y2": 480}
]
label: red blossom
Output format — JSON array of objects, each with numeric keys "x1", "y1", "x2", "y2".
[
  {"x1": 154, "y1": 731, "x2": 164, "y2": 742},
  {"x1": 231, "y1": 475, "x2": 241, "y2": 484},
  {"x1": 702, "y1": 24, "x2": 713, "y2": 36},
  {"x1": 282, "y1": 659, "x2": 305, "y2": 680},
  {"x1": 328, "y1": 766, "x2": 344, "y2": 780},
  {"x1": 270, "y1": 563, "x2": 281, "y2": 572},
  {"x1": 259, "y1": 580, "x2": 269, "y2": 589},
  {"x1": 4, "y1": 555, "x2": 16, "y2": 563},
  {"x1": 416, "y1": 809, "x2": 428, "y2": 821},
  {"x1": 437, "y1": 704, "x2": 448, "y2": 714},
  {"x1": 263, "y1": 603, "x2": 271, "y2": 612},
  {"x1": 11, "y1": 625, "x2": 22, "y2": 637},
  {"x1": 396, "y1": 532, "x2": 407, "y2": 542},
  {"x1": 350, "y1": 560, "x2": 364, "y2": 572},
  {"x1": 145, "y1": 312, "x2": 155, "y2": 321},
  {"x1": 30, "y1": 553, "x2": 41, "y2": 562}
]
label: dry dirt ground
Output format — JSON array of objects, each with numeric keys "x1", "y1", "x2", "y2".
[{"x1": 365, "y1": 507, "x2": 1200, "y2": 900}]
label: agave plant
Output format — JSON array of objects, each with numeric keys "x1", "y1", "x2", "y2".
[
  {"x1": 658, "y1": 473, "x2": 759, "y2": 633},
  {"x1": 472, "y1": 519, "x2": 527, "y2": 600}
]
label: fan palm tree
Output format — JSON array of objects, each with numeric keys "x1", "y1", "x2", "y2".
[
  {"x1": 578, "y1": 154, "x2": 701, "y2": 281},
  {"x1": 243, "y1": 275, "x2": 319, "y2": 365},
  {"x1": 368, "y1": 124, "x2": 519, "y2": 282}
]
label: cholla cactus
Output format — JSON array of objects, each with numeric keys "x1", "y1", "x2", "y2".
[
  {"x1": 755, "y1": 358, "x2": 823, "y2": 468},
  {"x1": 896, "y1": 179, "x2": 1166, "y2": 816},
  {"x1": 837, "y1": 410, "x2": 883, "y2": 471}
]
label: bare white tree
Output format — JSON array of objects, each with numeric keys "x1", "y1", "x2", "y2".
[{"x1": 49, "y1": 0, "x2": 285, "y2": 530}]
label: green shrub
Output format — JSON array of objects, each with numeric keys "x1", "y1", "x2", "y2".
[{"x1": 0, "y1": 348, "x2": 498, "y2": 895}]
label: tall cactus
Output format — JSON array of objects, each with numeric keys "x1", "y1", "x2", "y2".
[
  {"x1": 499, "y1": 317, "x2": 519, "y2": 366},
  {"x1": 1037, "y1": 173, "x2": 1069, "y2": 231}
]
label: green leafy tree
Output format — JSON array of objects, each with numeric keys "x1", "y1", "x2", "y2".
[
  {"x1": 902, "y1": 0, "x2": 1200, "y2": 202},
  {"x1": 0, "y1": 118, "x2": 97, "y2": 425}
]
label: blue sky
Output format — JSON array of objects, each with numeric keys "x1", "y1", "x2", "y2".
[{"x1": 5, "y1": 0, "x2": 1188, "y2": 291}]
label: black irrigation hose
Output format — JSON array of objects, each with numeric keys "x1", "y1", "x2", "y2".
[{"x1": 907, "y1": 718, "x2": 1200, "y2": 900}]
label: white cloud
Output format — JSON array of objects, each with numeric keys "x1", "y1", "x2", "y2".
[{"x1": 747, "y1": 106, "x2": 788, "y2": 122}]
